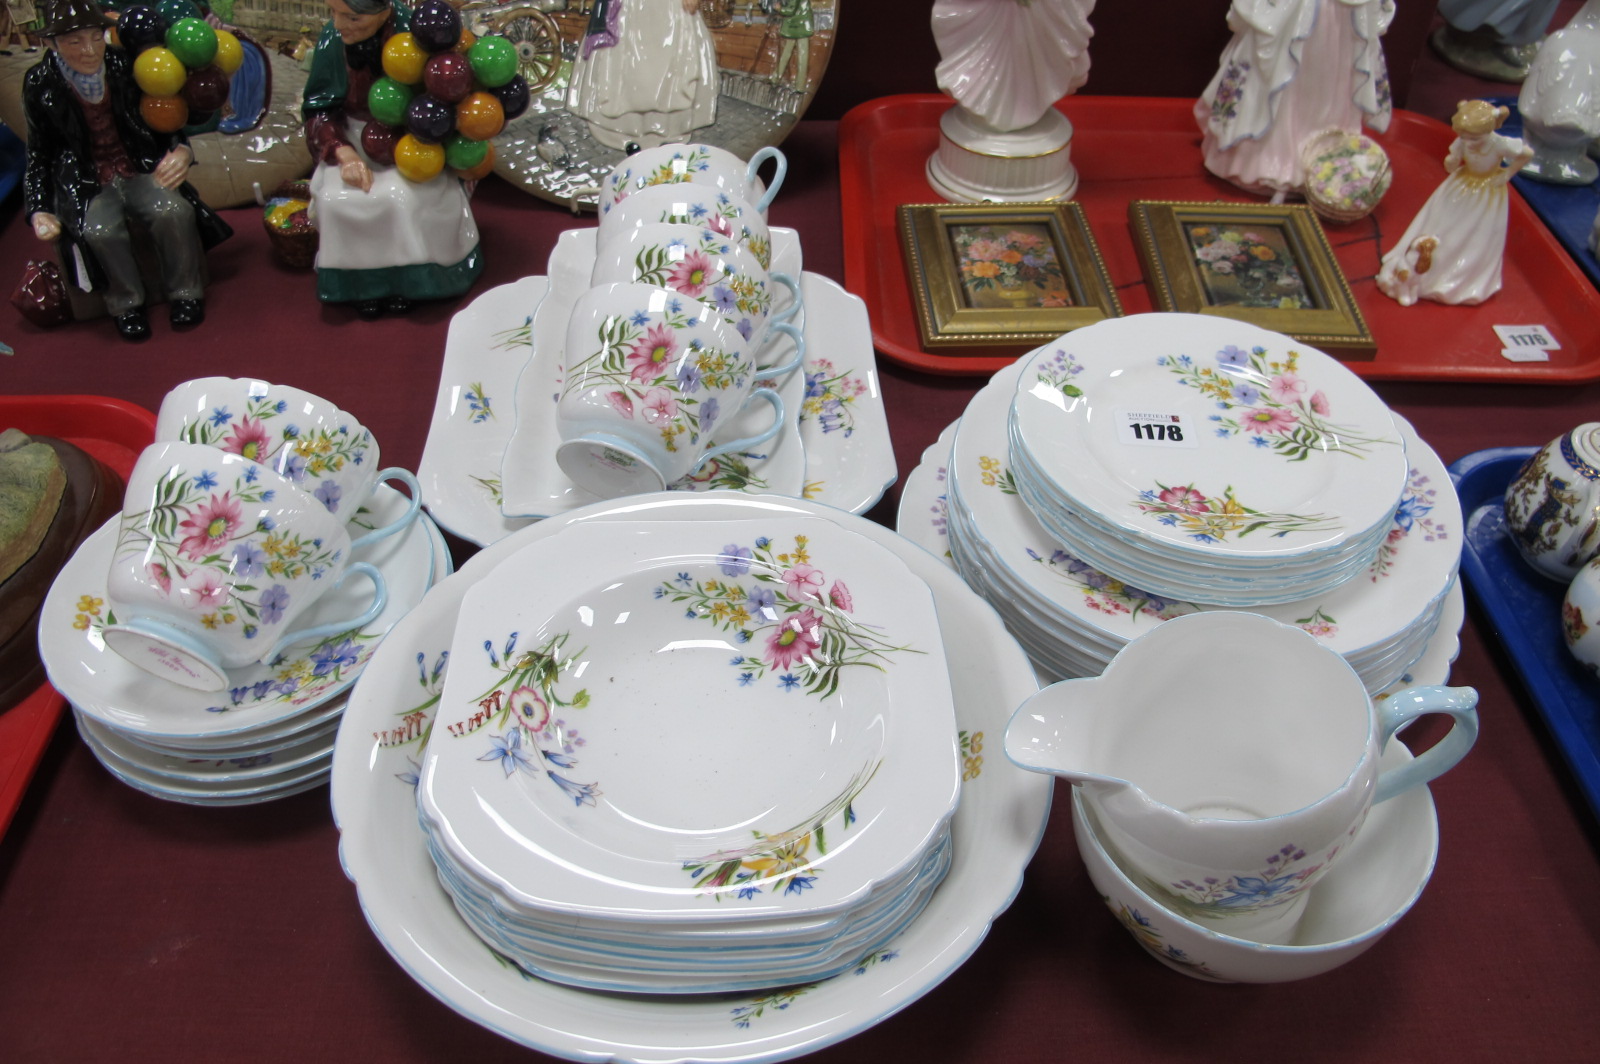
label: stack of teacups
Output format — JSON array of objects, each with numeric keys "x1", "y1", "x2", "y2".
[
  {"x1": 554, "y1": 143, "x2": 809, "y2": 499},
  {"x1": 1007, "y1": 611, "x2": 1478, "y2": 959},
  {"x1": 40, "y1": 378, "x2": 445, "y2": 804},
  {"x1": 411, "y1": 507, "x2": 962, "y2": 992}
]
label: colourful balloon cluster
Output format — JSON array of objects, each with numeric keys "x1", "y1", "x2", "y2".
[
  {"x1": 119, "y1": 0, "x2": 241, "y2": 134},
  {"x1": 366, "y1": 0, "x2": 530, "y2": 182}
]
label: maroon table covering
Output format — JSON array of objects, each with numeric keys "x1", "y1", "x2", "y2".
[{"x1": 2, "y1": 116, "x2": 1597, "y2": 1063}]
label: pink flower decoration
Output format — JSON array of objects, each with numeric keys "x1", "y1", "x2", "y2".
[
  {"x1": 147, "y1": 562, "x2": 173, "y2": 596},
  {"x1": 708, "y1": 213, "x2": 735, "y2": 237},
  {"x1": 1269, "y1": 373, "x2": 1307, "y2": 404},
  {"x1": 828, "y1": 580, "x2": 853, "y2": 612},
  {"x1": 510, "y1": 685, "x2": 549, "y2": 733},
  {"x1": 177, "y1": 491, "x2": 243, "y2": 560},
  {"x1": 764, "y1": 608, "x2": 822, "y2": 670},
  {"x1": 181, "y1": 568, "x2": 229, "y2": 611},
  {"x1": 1157, "y1": 484, "x2": 1210, "y2": 513},
  {"x1": 221, "y1": 415, "x2": 271, "y2": 462},
  {"x1": 666, "y1": 250, "x2": 717, "y2": 297},
  {"x1": 1242, "y1": 406, "x2": 1299, "y2": 435},
  {"x1": 781, "y1": 563, "x2": 826, "y2": 600},
  {"x1": 606, "y1": 390, "x2": 635, "y2": 418},
  {"x1": 641, "y1": 387, "x2": 677, "y2": 425},
  {"x1": 1309, "y1": 389, "x2": 1330, "y2": 416},
  {"x1": 627, "y1": 323, "x2": 679, "y2": 382}
]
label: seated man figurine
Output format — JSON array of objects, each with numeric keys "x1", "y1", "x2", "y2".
[{"x1": 22, "y1": 0, "x2": 231, "y2": 341}]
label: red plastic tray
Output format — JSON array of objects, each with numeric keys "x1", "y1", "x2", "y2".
[
  {"x1": 0, "y1": 395, "x2": 154, "y2": 841},
  {"x1": 840, "y1": 94, "x2": 1600, "y2": 381}
]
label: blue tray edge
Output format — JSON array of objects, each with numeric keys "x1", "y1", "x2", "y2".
[{"x1": 1450, "y1": 446, "x2": 1600, "y2": 822}]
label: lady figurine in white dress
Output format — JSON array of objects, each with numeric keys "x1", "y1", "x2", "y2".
[
  {"x1": 931, "y1": 0, "x2": 1093, "y2": 134},
  {"x1": 568, "y1": 0, "x2": 719, "y2": 152},
  {"x1": 926, "y1": 0, "x2": 1095, "y2": 202},
  {"x1": 1376, "y1": 100, "x2": 1533, "y2": 306},
  {"x1": 1195, "y1": 0, "x2": 1394, "y2": 199}
]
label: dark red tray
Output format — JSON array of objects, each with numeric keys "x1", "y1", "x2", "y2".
[
  {"x1": 0, "y1": 395, "x2": 154, "y2": 841},
  {"x1": 840, "y1": 94, "x2": 1600, "y2": 381}
]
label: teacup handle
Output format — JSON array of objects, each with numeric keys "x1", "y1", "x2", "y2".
[
  {"x1": 746, "y1": 146, "x2": 786, "y2": 213},
  {"x1": 265, "y1": 561, "x2": 388, "y2": 663},
  {"x1": 347, "y1": 467, "x2": 423, "y2": 552},
  {"x1": 1373, "y1": 685, "x2": 1480, "y2": 803},
  {"x1": 769, "y1": 271, "x2": 803, "y2": 326},
  {"x1": 757, "y1": 321, "x2": 806, "y2": 380},
  {"x1": 693, "y1": 388, "x2": 786, "y2": 472}
]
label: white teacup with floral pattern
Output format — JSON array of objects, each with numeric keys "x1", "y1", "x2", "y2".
[
  {"x1": 599, "y1": 142, "x2": 785, "y2": 215},
  {"x1": 595, "y1": 183, "x2": 775, "y2": 270},
  {"x1": 156, "y1": 377, "x2": 421, "y2": 548},
  {"x1": 1005, "y1": 612, "x2": 1478, "y2": 943},
  {"x1": 102, "y1": 441, "x2": 388, "y2": 692},
  {"x1": 589, "y1": 223, "x2": 803, "y2": 378},
  {"x1": 555, "y1": 282, "x2": 786, "y2": 500}
]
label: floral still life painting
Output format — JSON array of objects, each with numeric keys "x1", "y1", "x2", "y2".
[{"x1": 950, "y1": 223, "x2": 1073, "y2": 309}]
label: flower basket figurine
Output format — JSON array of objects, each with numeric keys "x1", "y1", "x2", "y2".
[{"x1": 1300, "y1": 129, "x2": 1393, "y2": 224}]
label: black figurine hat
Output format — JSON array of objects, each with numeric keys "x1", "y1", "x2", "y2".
[{"x1": 40, "y1": 0, "x2": 111, "y2": 38}]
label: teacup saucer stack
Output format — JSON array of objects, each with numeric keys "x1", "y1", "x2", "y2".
[
  {"x1": 411, "y1": 506, "x2": 962, "y2": 992},
  {"x1": 927, "y1": 313, "x2": 1463, "y2": 693},
  {"x1": 39, "y1": 378, "x2": 450, "y2": 805}
]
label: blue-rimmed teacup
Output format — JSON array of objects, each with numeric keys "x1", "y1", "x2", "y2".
[
  {"x1": 555, "y1": 282, "x2": 785, "y2": 499},
  {"x1": 589, "y1": 223, "x2": 803, "y2": 378},
  {"x1": 102, "y1": 441, "x2": 388, "y2": 692},
  {"x1": 156, "y1": 376, "x2": 420, "y2": 550}
]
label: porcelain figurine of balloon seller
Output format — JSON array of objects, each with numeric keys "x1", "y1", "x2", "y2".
[
  {"x1": 302, "y1": 0, "x2": 524, "y2": 318},
  {"x1": 22, "y1": 0, "x2": 233, "y2": 341}
]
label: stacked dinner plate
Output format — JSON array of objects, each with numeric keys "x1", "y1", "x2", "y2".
[
  {"x1": 39, "y1": 488, "x2": 452, "y2": 805},
  {"x1": 410, "y1": 504, "x2": 962, "y2": 993},
  {"x1": 1006, "y1": 314, "x2": 1410, "y2": 606},
  {"x1": 924, "y1": 313, "x2": 1462, "y2": 694}
]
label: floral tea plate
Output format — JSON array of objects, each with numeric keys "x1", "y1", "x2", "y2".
[
  {"x1": 960, "y1": 357, "x2": 1458, "y2": 662},
  {"x1": 897, "y1": 418, "x2": 1466, "y2": 695},
  {"x1": 418, "y1": 255, "x2": 894, "y2": 546},
  {"x1": 75, "y1": 705, "x2": 339, "y2": 784},
  {"x1": 331, "y1": 492, "x2": 1052, "y2": 1063},
  {"x1": 41, "y1": 486, "x2": 441, "y2": 739},
  {"x1": 1009, "y1": 313, "x2": 1407, "y2": 561},
  {"x1": 418, "y1": 514, "x2": 960, "y2": 921}
]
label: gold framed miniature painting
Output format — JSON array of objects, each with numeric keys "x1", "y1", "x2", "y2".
[
  {"x1": 1128, "y1": 200, "x2": 1375, "y2": 354},
  {"x1": 898, "y1": 202, "x2": 1122, "y2": 349}
]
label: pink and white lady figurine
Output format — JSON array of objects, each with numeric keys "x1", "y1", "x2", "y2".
[
  {"x1": 1375, "y1": 100, "x2": 1533, "y2": 307},
  {"x1": 1195, "y1": 0, "x2": 1393, "y2": 199}
]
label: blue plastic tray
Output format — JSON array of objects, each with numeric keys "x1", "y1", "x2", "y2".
[
  {"x1": 1451, "y1": 447, "x2": 1600, "y2": 820},
  {"x1": 1491, "y1": 98, "x2": 1600, "y2": 291}
]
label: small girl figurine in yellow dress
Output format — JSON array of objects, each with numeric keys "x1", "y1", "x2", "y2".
[{"x1": 1375, "y1": 99, "x2": 1533, "y2": 306}]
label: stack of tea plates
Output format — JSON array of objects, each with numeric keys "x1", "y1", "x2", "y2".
[
  {"x1": 39, "y1": 488, "x2": 451, "y2": 805},
  {"x1": 1006, "y1": 314, "x2": 1410, "y2": 606},
  {"x1": 899, "y1": 315, "x2": 1462, "y2": 695},
  {"x1": 411, "y1": 506, "x2": 961, "y2": 993}
]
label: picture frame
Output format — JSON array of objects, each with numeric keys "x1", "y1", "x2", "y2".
[
  {"x1": 1128, "y1": 200, "x2": 1375, "y2": 353},
  {"x1": 897, "y1": 202, "x2": 1122, "y2": 349}
]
